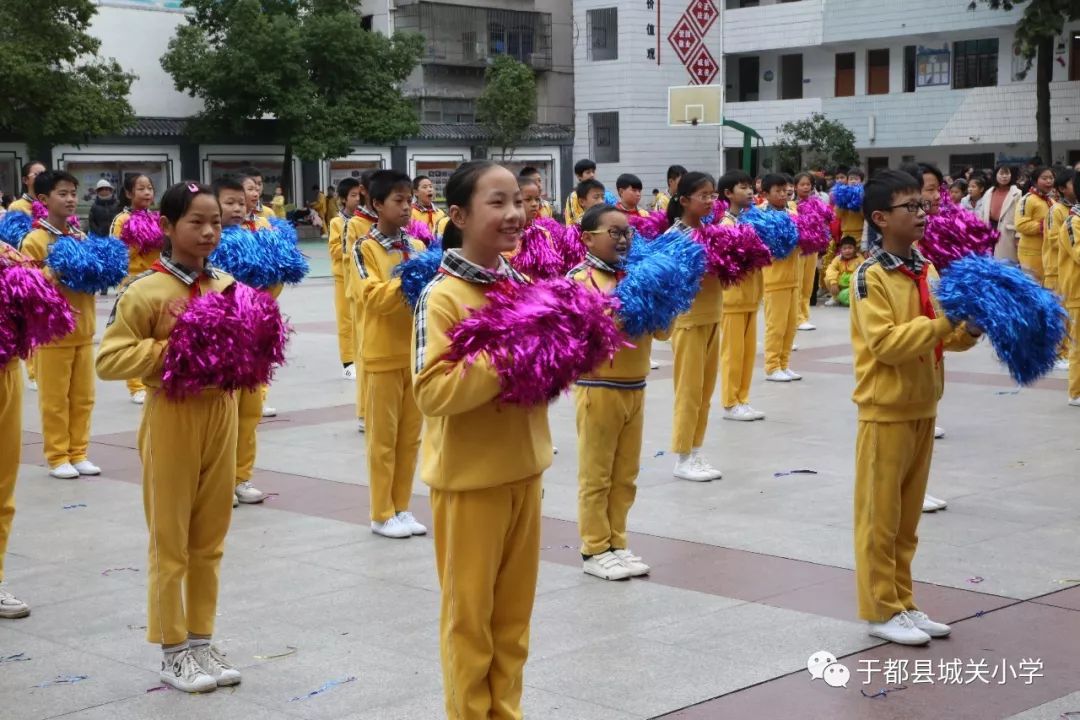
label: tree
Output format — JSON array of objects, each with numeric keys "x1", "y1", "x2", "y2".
[
  {"x1": 162, "y1": 0, "x2": 423, "y2": 200},
  {"x1": 0, "y1": 0, "x2": 134, "y2": 151},
  {"x1": 969, "y1": 0, "x2": 1080, "y2": 164},
  {"x1": 477, "y1": 55, "x2": 537, "y2": 160},
  {"x1": 771, "y1": 113, "x2": 859, "y2": 174}
]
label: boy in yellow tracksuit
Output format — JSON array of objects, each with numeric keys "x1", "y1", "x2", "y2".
[
  {"x1": 824, "y1": 236, "x2": 862, "y2": 306},
  {"x1": 564, "y1": 158, "x2": 597, "y2": 225},
  {"x1": 614, "y1": 173, "x2": 650, "y2": 218},
  {"x1": 354, "y1": 170, "x2": 427, "y2": 539},
  {"x1": 569, "y1": 206, "x2": 661, "y2": 581},
  {"x1": 98, "y1": 182, "x2": 246, "y2": 694},
  {"x1": 1015, "y1": 167, "x2": 1055, "y2": 283},
  {"x1": 518, "y1": 167, "x2": 554, "y2": 219},
  {"x1": 1058, "y1": 197, "x2": 1080, "y2": 405},
  {"x1": 716, "y1": 170, "x2": 765, "y2": 422},
  {"x1": 410, "y1": 175, "x2": 446, "y2": 235},
  {"x1": 240, "y1": 167, "x2": 276, "y2": 222},
  {"x1": 328, "y1": 178, "x2": 360, "y2": 378},
  {"x1": 413, "y1": 162, "x2": 552, "y2": 718},
  {"x1": 1048, "y1": 170, "x2": 1076, "y2": 363},
  {"x1": 20, "y1": 171, "x2": 101, "y2": 480},
  {"x1": 851, "y1": 170, "x2": 981, "y2": 646},
  {"x1": 344, "y1": 171, "x2": 379, "y2": 432},
  {"x1": 760, "y1": 174, "x2": 802, "y2": 383}
]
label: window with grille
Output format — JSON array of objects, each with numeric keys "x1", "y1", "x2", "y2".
[
  {"x1": 953, "y1": 39, "x2": 998, "y2": 89},
  {"x1": 589, "y1": 112, "x2": 619, "y2": 163},
  {"x1": 587, "y1": 8, "x2": 618, "y2": 61}
]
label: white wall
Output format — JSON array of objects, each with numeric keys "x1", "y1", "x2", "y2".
[
  {"x1": 722, "y1": 0, "x2": 822, "y2": 55},
  {"x1": 821, "y1": 0, "x2": 1023, "y2": 43}
]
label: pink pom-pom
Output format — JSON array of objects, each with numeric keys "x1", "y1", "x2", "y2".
[
  {"x1": 919, "y1": 201, "x2": 999, "y2": 273},
  {"x1": 442, "y1": 278, "x2": 627, "y2": 406},
  {"x1": 161, "y1": 282, "x2": 291, "y2": 399},
  {"x1": 533, "y1": 216, "x2": 565, "y2": 238},
  {"x1": 119, "y1": 210, "x2": 165, "y2": 255},
  {"x1": 0, "y1": 259, "x2": 76, "y2": 365},
  {"x1": 557, "y1": 224, "x2": 587, "y2": 272},
  {"x1": 31, "y1": 201, "x2": 47, "y2": 221},
  {"x1": 406, "y1": 219, "x2": 435, "y2": 247},
  {"x1": 706, "y1": 198, "x2": 730, "y2": 224},
  {"x1": 511, "y1": 223, "x2": 564, "y2": 279},
  {"x1": 795, "y1": 196, "x2": 835, "y2": 254},
  {"x1": 693, "y1": 223, "x2": 772, "y2": 286},
  {"x1": 628, "y1": 211, "x2": 671, "y2": 240}
]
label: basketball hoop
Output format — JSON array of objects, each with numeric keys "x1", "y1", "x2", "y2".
[{"x1": 668, "y1": 85, "x2": 722, "y2": 127}]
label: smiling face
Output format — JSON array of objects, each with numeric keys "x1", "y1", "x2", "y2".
[
  {"x1": 164, "y1": 193, "x2": 221, "y2": 267},
  {"x1": 450, "y1": 165, "x2": 524, "y2": 261},
  {"x1": 583, "y1": 209, "x2": 631, "y2": 265}
]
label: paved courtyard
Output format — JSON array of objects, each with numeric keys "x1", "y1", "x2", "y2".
[{"x1": 3, "y1": 248, "x2": 1080, "y2": 719}]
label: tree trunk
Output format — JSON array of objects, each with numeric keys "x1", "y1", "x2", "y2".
[
  {"x1": 1035, "y1": 36, "x2": 1053, "y2": 164},
  {"x1": 281, "y1": 142, "x2": 294, "y2": 205}
]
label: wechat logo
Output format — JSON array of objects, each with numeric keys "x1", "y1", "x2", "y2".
[{"x1": 807, "y1": 650, "x2": 850, "y2": 688}]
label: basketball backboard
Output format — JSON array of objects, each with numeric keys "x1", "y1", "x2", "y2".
[{"x1": 668, "y1": 85, "x2": 723, "y2": 127}]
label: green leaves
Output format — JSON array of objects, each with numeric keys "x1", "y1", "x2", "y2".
[
  {"x1": 477, "y1": 55, "x2": 537, "y2": 157},
  {"x1": 772, "y1": 113, "x2": 858, "y2": 174},
  {"x1": 969, "y1": 0, "x2": 1078, "y2": 63}
]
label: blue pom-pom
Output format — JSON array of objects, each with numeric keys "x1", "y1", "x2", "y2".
[
  {"x1": 832, "y1": 184, "x2": 863, "y2": 211},
  {"x1": 211, "y1": 225, "x2": 276, "y2": 289},
  {"x1": 604, "y1": 190, "x2": 618, "y2": 207},
  {"x1": 0, "y1": 211, "x2": 32, "y2": 248},
  {"x1": 259, "y1": 225, "x2": 308, "y2": 285},
  {"x1": 46, "y1": 234, "x2": 128, "y2": 294},
  {"x1": 935, "y1": 255, "x2": 1068, "y2": 385},
  {"x1": 740, "y1": 207, "x2": 799, "y2": 260},
  {"x1": 616, "y1": 233, "x2": 705, "y2": 337},
  {"x1": 393, "y1": 245, "x2": 443, "y2": 309}
]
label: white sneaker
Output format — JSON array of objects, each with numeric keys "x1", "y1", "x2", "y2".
[
  {"x1": 691, "y1": 449, "x2": 723, "y2": 480},
  {"x1": 553, "y1": 445, "x2": 559, "y2": 455},
  {"x1": 235, "y1": 482, "x2": 266, "y2": 504},
  {"x1": 868, "y1": 611, "x2": 931, "y2": 646},
  {"x1": 343, "y1": 364, "x2": 357, "y2": 380},
  {"x1": 612, "y1": 548, "x2": 650, "y2": 577},
  {"x1": 1053, "y1": 358, "x2": 1070, "y2": 371},
  {"x1": 649, "y1": 357, "x2": 660, "y2": 369},
  {"x1": 934, "y1": 426, "x2": 945, "y2": 439},
  {"x1": 1069, "y1": 397, "x2": 1080, "y2": 407},
  {"x1": 673, "y1": 455, "x2": 713, "y2": 482},
  {"x1": 0, "y1": 588, "x2": 30, "y2": 618},
  {"x1": 906, "y1": 610, "x2": 951, "y2": 638},
  {"x1": 261, "y1": 405, "x2": 277, "y2": 418},
  {"x1": 783, "y1": 369, "x2": 803, "y2": 381},
  {"x1": 583, "y1": 551, "x2": 633, "y2": 581},
  {"x1": 397, "y1": 511, "x2": 427, "y2": 535},
  {"x1": 26, "y1": 379, "x2": 37, "y2": 392},
  {"x1": 798, "y1": 322, "x2": 816, "y2": 331},
  {"x1": 49, "y1": 463, "x2": 79, "y2": 480},
  {"x1": 371, "y1": 515, "x2": 412, "y2": 538},
  {"x1": 824, "y1": 297, "x2": 838, "y2": 307},
  {"x1": 743, "y1": 404, "x2": 766, "y2": 420},
  {"x1": 723, "y1": 405, "x2": 755, "y2": 422},
  {"x1": 73, "y1": 460, "x2": 100, "y2": 476},
  {"x1": 130, "y1": 390, "x2": 146, "y2": 405},
  {"x1": 190, "y1": 643, "x2": 242, "y2": 686},
  {"x1": 357, "y1": 418, "x2": 365, "y2": 433},
  {"x1": 924, "y1": 493, "x2": 948, "y2": 511},
  {"x1": 160, "y1": 648, "x2": 217, "y2": 693},
  {"x1": 766, "y1": 370, "x2": 791, "y2": 382},
  {"x1": 792, "y1": 343, "x2": 799, "y2": 351},
  {"x1": 233, "y1": 496, "x2": 239, "y2": 508}
]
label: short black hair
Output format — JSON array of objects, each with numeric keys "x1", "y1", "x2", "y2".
[
  {"x1": 616, "y1": 173, "x2": 642, "y2": 191},
  {"x1": 239, "y1": 166, "x2": 263, "y2": 181},
  {"x1": 847, "y1": 168, "x2": 865, "y2": 181},
  {"x1": 1054, "y1": 167, "x2": 1075, "y2": 192},
  {"x1": 717, "y1": 169, "x2": 753, "y2": 197},
  {"x1": 337, "y1": 177, "x2": 361, "y2": 200},
  {"x1": 863, "y1": 169, "x2": 920, "y2": 231},
  {"x1": 574, "y1": 159, "x2": 597, "y2": 177},
  {"x1": 839, "y1": 235, "x2": 858, "y2": 248},
  {"x1": 576, "y1": 178, "x2": 605, "y2": 200},
  {"x1": 33, "y1": 169, "x2": 78, "y2": 197},
  {"x1": 412, "y1": 175, "x2": 429, "y2": 190},
  {"x1": 160, "y1": 181, "x2": 216, "y2": 225},
  {"x1": 761, "y1": 173, "x2": 789, "y2": 193},
  {"x1": 968, "y1": 173, "x2": 988, "y2": 192},
  {"x1": 667, "y1": 165, "x2": 687, "y2": 182},
  {"x1": 834, "y1": 166, "x2": 850, "y2": 176},
  {"x1": 580, "y1": 204, "x2": 621, "y2": 232},
  {"x1": 368, "y1": 169, "x2": 413, "y2": 204},
  {"x1": 950, "y1": 178, "x2": 968, "y2": 192},
  {"x1": 212, "y1": 176, "x2": 245, "y2": 194},
  {"x1": 920, "y1": 163, "x2": 944, "y2": 186},
  {"x1": 519, "y1": 166, "x2": 540, "y2": 178}
]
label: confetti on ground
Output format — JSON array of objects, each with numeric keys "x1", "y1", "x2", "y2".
[
  {"x1": 861, "y1": 685, "x2": 907, "y2": 699},
  {"x1": 289, "y1": 675, "x2": 357, "y2": 702},
  {"x1": 264, "y1": 492, "x2": 280, "y2": 501},
  {"x1": 101, "y1": 567, "x2": 139, "y2": 576},
  {"x1": 62, "y1": 504, "x2": 87, "y2": 510},
  {"x1": 994, "y1": 388, "x2": 1021, "y2": 395},
  {"x1": 653, "y1": 450, "x2": 665, "y2": 458},
  {"x1": 975, "y1": 611, "x2": 986, "y2": 617},
  {"x1": 34, "y1": 675, "x2": 89, "y2": 687},
  {"x1": 1, "y1": 653, "x2": 30, "y2": 664},
  {"x1": 146, "y1": 685, "x2": 170, "y2": 693},
  {"x1": 254, "y1": 646, "x2": 297, "y2": 660},
  {"x1": 1054, "y1": 579, "x2": 1080, "y2": 585},
  {"x1": 773, "y1": 469, "x2": 818, "y2": 477},
  {"x1": 127, "y1": 624, "x2": 147, "y2": 630},
  {"x1": 968, "y1": 576, "x2": 985, "y2": 584}
]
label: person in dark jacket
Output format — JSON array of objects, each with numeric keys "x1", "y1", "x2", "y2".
[{"x1": 88, "y1": 178, "x2": 121, "y2": 236}]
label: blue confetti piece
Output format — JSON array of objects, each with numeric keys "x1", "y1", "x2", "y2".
[
  {"x1": 653, "y1": 450, "x2": 665, "y2": 457},
  {"x1": 35, "y1": 675, "x2": 89, "y2": 687},
  {"x1": 773, "y1": 469, "x2": 818, "y2": 478},
  {"x1": 62, "y1": 503, "x2": 86, "y2": 510},
  {"x1": 861, "y1": 685, "x2": 906, "y2": 699},
  {"x1": 290, "y1": 675, "x2": 357, "y2": 702},
  {"x1": 1, "y1": 653, "x2": 30, "y2": 664}
]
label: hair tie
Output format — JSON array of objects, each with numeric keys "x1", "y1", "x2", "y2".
[{"x1": 187, "y1": 183, "x2": 199, "y2": 193}]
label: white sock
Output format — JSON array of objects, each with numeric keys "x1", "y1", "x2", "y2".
[
  {"x1": 188, "y1": 637, "x2": 210, "y2": 649},
  {"x1": 677, "y1": 452, "x2": 692, "y2": 463},
  {"x1": 163, "y1": 641, "x2": 188, "y2": 662}
]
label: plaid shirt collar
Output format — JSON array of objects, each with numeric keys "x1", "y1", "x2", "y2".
[
  {"x1": 35, "y1": 218, "x2": 80, "y2": 238},
  {"x1": 370, "y1": 225, "x2": 410, "y2": 251},
  {"x1": 870, "y1": 246, "x2": 926, "y2": 275},
  {"x1": 21, "y1": 193, "x2": 33, "y2": 204},
  {"x1": 439, "y1": 247, "x2": 527, "y2": 285},
  {"x1": 158, "y1": 252, "x2": 218, "y2": 285},
  {"x1": 1071, "y1": 203, "x2": 1080, "y2": 217},
  {"x1": 584, "y1": 252, "x2": 622, "y2": 275},
  {"x1": 671, "y1": 218, "x2": 695, "y2": 236}
]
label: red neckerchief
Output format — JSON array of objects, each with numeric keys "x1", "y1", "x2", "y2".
[
  {"x1": 614, "y1": 203, "x2": 641, "y2": 217},
  {"x1": 895, "y1": 263, "x2": 942, "y2": 364},
  {"x1": 355, "y1": 207, "x2": 378, "y2": 222},
  {"x1": 412, "y1": 202, "x2": 437, "y2": 224},
  {"x1": 242, "y1": 219, "x2": 258, "y2": 231},
  {"x1": 151, "y1": 259, "x2": 203, "y2": 300}
]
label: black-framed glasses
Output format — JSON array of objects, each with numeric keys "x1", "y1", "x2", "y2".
[
  {"x1": 587, "y1": 226, "x2": 636, "y2": 241},
  {"x1": 890, "y1": 200, "x2": 931, "y2": 214}
]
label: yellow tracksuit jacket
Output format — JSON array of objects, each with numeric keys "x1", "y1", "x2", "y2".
[
  {"x1": 720, "y1": 213, "x2": 763, "y2": 409},
  {"x1": 1059, "y1": 209, "x2": 1080, "y2": 399},
  {"x1": 327, "y1": 212, "x2": 354, "y2": 365},
  {"x1": 96, "y1": 264, "x2": 239, "y2": 646},
  {"x1": 355, "y1": 229, "x2": 426, "y2": 522},
  {"x1": 849, "y1": 248, "x2": 979, "y2": 623},
  {"x1": 111, "y1": 210, "x2": 161, "y2": 396},
  {"x1": 411, "y1": 204, "x2": 446, "y2": 236},
  {"x1": 344, "y1": 208, "x2": 378, "y2": 420},
  {"x1": 1045, "y1": 201, "x2": 1070, "y2": 292},
  {"x1": 0, "y1": 245, "x2": 26, "y2": 584},
  {"x1": 412, "y1": 248, "x2": 551, "y2": 720},
  {"x1": 7, "y1": 195, "x2": 33, "y2": 216},
  {"x1": 1015, "y1": 191, "x2": 1050, "y2": 281},
  {"x1": 564, "y1": 193, "x2": 585, "y2": 226}
]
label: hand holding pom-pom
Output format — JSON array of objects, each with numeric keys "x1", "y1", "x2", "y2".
[
  {"x1": 739, "y1": 207, "x2": 799, "y2": 260},
  {"x1": 616, "y1": 234, "x2": 705, "y2": 336},
  {"x1": 511, "y1": 224, "x2": 564, "y2": 280},
  {"x1": 119, "y1": 210, "x2": 165, "y2": 255},
  {"x1": 394, "y1": 246, "x2": 444, "y2": 308},
  {"x1": 406, "y1": 220, "x2": 435, "y2": 247},
  {"x1": 831, "y1": 184, "x2": 864, "y2": 211},
  {"x1": 46, "y1": 234, "x2": 128, "y2": 294},
  {"x1": 919, "y1": 203, "x2": 998, "y2": 273},
  {"x1": 795, "y1": 196, "x2": 835, "y2": 255},
  {"x1": 0, "y1": 256, "x2": 76, "y2": 365},
  {"x1": 661, "y1": 223, "x2": 770, "y2": 286},
  {"x1": 627, "y1": 211, "x2": 671, "y2": 240}
]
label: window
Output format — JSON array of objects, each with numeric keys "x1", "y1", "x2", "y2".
[
  {"x1": 903, "y1": 45, "x2": 916, "y2": 92},
  {"x1": 587, "y1": 8, "x2": 617, "y2": 61},
  {"x1": 835, "y1": 52, "x2": 855, "y2": 97},
  {"x1": 589, "y1": 112, "x2": 619, "y2": 163},
  {"x1": 419, "y1": 98, "x2": 476, "y2": 124},
  {"x1": 953, "y1": 38, "x2": 998, "y2": 89},
  {"x1": 361, "y1": 15, "x2": 373, "y2": 31},
  {"x1": 488, "y1": 21, "x2": 535, "y2": 63},
  {"x1": 780, "y1": 54, "x2": 803, "y2": 100},
  {"x1": 867, "y1": 49, "x2": 889, "y2": 95},
  {"x1": 949, "y1": 153, "x2": 995, "y2": 178},
  {"x1": 738, "y1": 56, "x2": 759, "y2": 101},
  {"x1": 867, "y1": 157, "x2": 889, "y2": 178},
  {"x1": 1071, "y1": 33, "x2": 1080, "y2": 82}
]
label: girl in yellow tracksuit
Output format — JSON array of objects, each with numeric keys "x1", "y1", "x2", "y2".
[
  {"x1": 355, "y1": 170, "x2": 427, "y2": 538},
  {"x1": 411, "y1": 175, "x2": 447, "y2": 235},
  {"x1": 328, "y1": 179, "x2": 360, "y2": 375},
  {"x1": 1059, "y1": 203, "x2": 1080, "y2": 402},
  {"x1": 793, "y1": 173, "x2": 820, "y2": 328},
  {"x1": 761, "y1": 179, "x2": 801, "y2": 381},
  {"x1": 111, "y1": 173, "x2": 160, "y2": 403},
  {"x1": 344, "y1": 177, "x2": 379, "y2": 431},
  {"x1": 9, "y1": 161, "x2": 47, "y2": 390},
  {"x1": 667, "y1": 172, "x2": 724, "y2": 482},
  {"x1": 97, "y1": 182, "x2": 247, "y2": 693},
  {"x1": 413, "y1": 161, "x2": 552, "y2": 720},
  {"x1": 1015, "y1": 167, "x2": 1055, "y2": 283}
]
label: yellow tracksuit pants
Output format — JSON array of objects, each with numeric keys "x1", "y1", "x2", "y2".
[
  {"x1": 35, "y1": 344, "x2": 95, "y2": 467},
  {"x1": 854, "y1": 417, "x2": 935, "y2": 623},
  {"x1": 721, "y1": 311, "x2": 758, "y2": 409},
  {"x1": 236, "y1": 386, "x2": 264, "y2": 484},
  {"x1": 763, "y1": 288, "x2": 798, "y2": 374},
  {"x1": 0, "y1": 362, "x2": 21, "y2": 583},
  {"x1": 364, "y1": 369, "x2": 422, "y2": 522},
  {"x1": 797, "y1": 253, "x2": 817, "y2": 326},
  {"x1": 24, "y1": 354, "x2": 35, "y2": 383},
  {"x1": 352, "y1": 303, "x2": 366, "y2": 421},
  {"x1": 332, "y1": 256, "x2": 354, "y2": 365},
  {"x1": 432, "y1": 474, "x2": 541, "y2": 720},
  {"x1": 574, "y1": 385, "x2": 643, "y2": 556},
  {"x1": 1018, "y1": 246, "x2": 1043, "y2": 283},
  {"x1": 1069, "y1": 309, "x2": 1080, "y2": 400},
  {"x1": 140, "y1": 389, "x2": 237, "y2": 646},
  {"x1": 1046, "y1": 276, "x2": 1069, "y2": 360},
  {"x1": 671, "y1": 323, "x2": 720, "y2": 454}
]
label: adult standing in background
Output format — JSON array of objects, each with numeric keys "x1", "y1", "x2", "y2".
[
  {"x1": 988, "y1": 165, "x2": 1022, "y2": 261},
  {"x1": 88, "y1": 179, "x2": 121, "y2": 236}
]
